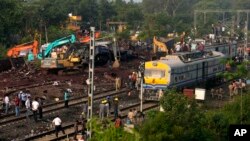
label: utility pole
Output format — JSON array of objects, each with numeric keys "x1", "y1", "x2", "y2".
[
  {"x1": 245, "y1": 13, "x2": 248, "y2": 60},
  {"x1": 140, "y1": 71, "x2": 143, "y2": 112},
  {"x1": 87, "y1": 27, "x2": 95, "y2": 140},
  {"x1": 139, "y1": 61, "x2": 145, "y2": 112}
]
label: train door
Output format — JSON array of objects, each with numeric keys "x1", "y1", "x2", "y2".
[{"x1": 202, "y1": 61, "x2": 208, "y2": 80}]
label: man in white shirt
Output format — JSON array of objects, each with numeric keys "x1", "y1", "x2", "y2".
[
  {"x1": 25, "y1": 96, "x2": 32, "y2": 119},
  {"x1": 52, "y1": 115, "x2": 65, "y2": 137},
  {"x1": 21, "y1": 91, "x2": 27, "y2": 108},
  {"x1": 32, "y1": 98, "x2": 39, "y2": 122},
  {"x1": 4, "y1": 95, "x2": 10, "y2": 114},
  {"x1": 175, "y1": 43, "x2": 181, "y2": 52}
]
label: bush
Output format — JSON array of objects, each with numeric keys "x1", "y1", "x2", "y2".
[{"x1": 0, "y1": 44, "x2": 7, "y2": 59}]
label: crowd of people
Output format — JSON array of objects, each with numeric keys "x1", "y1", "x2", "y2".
[
  {"x1": 0, "y1": 68, "x2": 152, "y2": 140},
  {"x1": 210, "y1": 79, "x2": 247, "y2": 100},
  {"x1": 0, "y1": 88, "x2": 88, "y2": 140},
  {"x1": 228, "y1": 80, "x2": 247, "y2": 99},
  {"x1": 1, "y1": 89, "x2": 44, "y2": 121}
]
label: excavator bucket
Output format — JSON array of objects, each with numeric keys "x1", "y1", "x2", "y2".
[{"x1": 112, "y1": 59, "x2": 120, "y2": 68}]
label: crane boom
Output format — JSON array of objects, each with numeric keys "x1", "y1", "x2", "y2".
[{"x1": 7, "y1": 40, "x2": 39, "y2": 58}]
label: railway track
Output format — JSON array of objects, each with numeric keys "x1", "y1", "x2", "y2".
[
  {"x1": 1, "y1": 81, "x2": 56, "y2": 96},
  {"x1": 24, "y1": 101, "x2": 159, "y2": 141},
  {"x1": 0, "y1": 83, "x2": 116, "y2": 119},
  {"x1": 0, "y1": 88, "x2": 128, "y2": 127}
]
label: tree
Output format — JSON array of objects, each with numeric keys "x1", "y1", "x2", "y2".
[
  {"x1": 219, "y1": 59, "x2": 249, "y2": 81},
  {"x1": 88, "y1": 117, "x2": 139, "y2": 141},
  {"x1": 140, "y1": 89, "x2": 212, "y2": 141},
  {"x1": 78, "y1": 0, "x2": 99, "y2": 27},
  {"x1": 142, "y1": 0, "x2": 166, "y2": 14},
  {"x1": 0, "y1": 0, "x2": 24, "y2": 46},
  {"x1": 98, "y1": 0, "x2": 116, "y2": 30},
  {"x1": 0, "y1": 44, "x2": 7, "y2": 59},
  {"x1": 165, "y1": 0, "x2": 186, "y2": 17}
]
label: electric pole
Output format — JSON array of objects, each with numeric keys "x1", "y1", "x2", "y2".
[
  {"x1": 139, "y1": 61, "x2": 145, "y2": 112},
  {"x1": 245, "y1": 13, "x2": 248, "y2": 60},
  {"x1": 87, "y1": 27, "x2": 95, "y2": 139}
]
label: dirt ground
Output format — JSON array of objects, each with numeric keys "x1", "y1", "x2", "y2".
[{"x1": 0, "y1": 58, "x2": 140, "y2": 104}]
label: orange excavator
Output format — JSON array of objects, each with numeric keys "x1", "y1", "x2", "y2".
[{"x1": 7, "y1": 40, "x2": 39, "y2": 58}]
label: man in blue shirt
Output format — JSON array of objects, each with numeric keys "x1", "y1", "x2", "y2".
[
  {"x1": 64, "y1": 89, "x2": 70, "y2": 108},
  {"x1": 28, "y1": 51, "x2": 34, "y2": 61}
]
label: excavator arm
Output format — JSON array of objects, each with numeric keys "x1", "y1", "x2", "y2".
[
  {"x1": 153, "y1": 36, "x2": 168, "y2": 53},
  {"x1": 37, "y1": 34, "x2": 77, "y2": 59},
  {"x1": 7, "y1": 40, "x2": 39, "y2": 58}
]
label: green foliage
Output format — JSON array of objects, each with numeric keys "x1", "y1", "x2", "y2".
[
  {"x1": 88, "y1": 117, "x2": 139, "y2": 141},
  {"x1": 140, "y1": 86, "x2": 250, "y2": 141},
  {"x1": 98, "y1": 0, "x2": 116, "y2": 30},
  {"x1": 46, "y1": 26, "x2": 73, "y2": 42},
  {"x1": 116, "y1": 30, "x2": 131, "y2": 40},
  {"x1": 219, "y1": 59, "x2": 249, "y2": 80},
  {"x1": 204, "y1": 112, "x2": 229, "y2": 140},
  {"x1": 140, "y1": 89, "x2": 212, "y2": 141},
  {"x1": 0, "y1": 44, "x2": 7, "y2": 59},
  {"x1": 0, "y1": 0, "x2": 24, "y2": 46},
  {"x1": 222, "y1": 92, "x2": 250, "y2": 124}
]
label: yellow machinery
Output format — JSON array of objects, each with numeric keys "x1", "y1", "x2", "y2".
[
  {"x1": 153, "y1": 36, "x2": 175, "y2": 55},
  {"x1": 153, "y1": 36, "x2": 168, "y2": 54}
]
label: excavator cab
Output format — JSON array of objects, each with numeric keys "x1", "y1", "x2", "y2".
[{"x1": 153, "y1": 36, "x2": 174, "y2": 59}]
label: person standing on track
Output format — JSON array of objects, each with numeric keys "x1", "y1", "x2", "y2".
[
  {"x1": 25, "y1": 96, "x2": 32, "y2": 119},
  {"x1": 20, "y1": 91, "x2": 27, "y2": 108},
  {"x1": 38, "y1": 97, "x2": 43, "y2": 119},
  {"x1": 115, "y1": 77, "x2": 121, "y2": 91},
  {"x1": 99, "y1": 100, "x2": 105, "y2": 120},
  {"x1": 127, "y1": 109, "x2": 134, "y2": 124},
  {"x1": 32, "y1": 98, "x2": 39, "y2": 122},
  {"x1": 64, "y1": 89, "x2": 70, "y2": 108},
  {"x1": 14, "y1": 94, "x2": 20, "y2": 116},
  {"x1": 4, "y1": 94, "x2": 10, "y2": 114},
  {"x1": 74, "y1": 119, "x2": 80, "y2": 140},
  {"x1": 113, "y1": 97, "x2": 119, "y2": 119},
  {"x1": 52, "y1": 115, "x2": 65, "y2": 138}
]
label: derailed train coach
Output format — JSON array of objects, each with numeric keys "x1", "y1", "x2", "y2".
[
  {"x1": 142, "y1": 41, "x2": 237, "y2": 96},
  {"x1": 143, "y1": 51, "x2": 226, "y2": 91},
  {"x1": 204, "y1": 41, "x2": 237, "y2": 58}
]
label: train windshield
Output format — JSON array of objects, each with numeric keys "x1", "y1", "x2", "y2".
[{"x1": 144, "y1": 69, "x2": 165, "y2": 78}]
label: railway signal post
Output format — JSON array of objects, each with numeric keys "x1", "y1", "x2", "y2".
[{"x1": 87, "y1": 27, "x2": 95, "y2": 139}]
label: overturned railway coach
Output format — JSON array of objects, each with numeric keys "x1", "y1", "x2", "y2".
[{"x1": 143, "y1": 51, "x2": 226, "y2": 90}]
